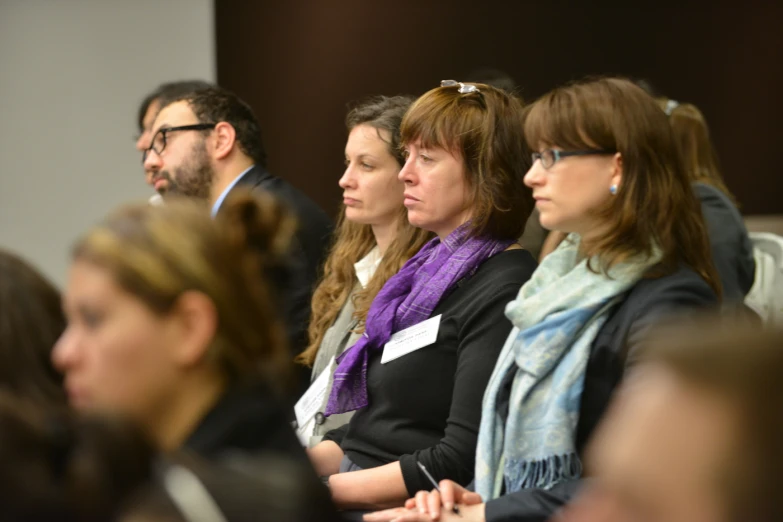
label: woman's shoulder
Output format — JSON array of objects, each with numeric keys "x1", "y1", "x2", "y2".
[
  {"x1": 589, "y1": 265, "x2": 718, "y2": 372},
  {"x1": 444, "y1": 248, "x2": 536, "y2": 307},
  {"x1": 615, "y1": 264, "x2": 717, "y2": 325},
  {"x1": 476, "y1": 247, "x2": 538, "y2": 282}
]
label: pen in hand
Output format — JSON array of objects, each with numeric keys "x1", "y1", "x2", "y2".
[{"x1": 416, "y1": 461, "x2": 461, "y2": 516}]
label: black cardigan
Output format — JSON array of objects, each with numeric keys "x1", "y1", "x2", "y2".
[{"x1": 485, "y1": 266, "x2": 717, "y2": 522}]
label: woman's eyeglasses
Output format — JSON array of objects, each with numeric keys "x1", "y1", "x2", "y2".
[{"x1": 532, "y1": 149, "x2": 616, "y2": 169}]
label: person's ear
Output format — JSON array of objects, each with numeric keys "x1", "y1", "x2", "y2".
[
  {"x1": 610, "y1": 152, "x2": 623, "y2": 194},
  {"x1": 212, "y1": 122, "x2": 237, "y2": 161},
  {"x1": 168, "y1": 291, "x2": 218, "y2": 367}
]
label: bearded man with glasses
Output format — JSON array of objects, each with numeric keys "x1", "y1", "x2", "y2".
[{"x1": 144, "y1": 86, "x2": 333, "y2": 397}]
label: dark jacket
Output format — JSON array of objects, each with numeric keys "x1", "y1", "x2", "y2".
[
  {"x1": 162, "y1": 452, "x2": 341, "y2": 522},
  {"x1": 184, "y1": 381, "x2": 310, "y2": 464},
  {"x1": 484, "y1": 266, "x2": 717, "y2": 522},
  {"x1": 226, "y1": 165, "x2": 333, "y2": 395},
  {"x1": 178, "y1": 383, "x2": 337, "y2": 521},
  {"x1": 694, "y1": 182, "x2": 755, "y2": 302}
]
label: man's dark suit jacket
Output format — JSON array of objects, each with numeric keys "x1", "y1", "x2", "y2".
[{"x1": 223, "y1": 165, "x2": 333, "y2": 396}]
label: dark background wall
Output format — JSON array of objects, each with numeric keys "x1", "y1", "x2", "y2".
[{"x1": 216, "y1": 1, "x2": 783, "y2": 219}]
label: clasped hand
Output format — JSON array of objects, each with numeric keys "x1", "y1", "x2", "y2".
[{"x1": 363, "y1": 480, "x2": 485, "y2": 522}]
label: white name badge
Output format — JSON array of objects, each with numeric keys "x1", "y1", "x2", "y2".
[
  {"x1": 296, "y1": 417, "x2": 316, "y2": 446},
  {"x1": 381, "y1": 315, "x2": 442, "y2": 364},
  {"x1": 294, "y1": 356, "x2": 334, "y2": 428}
]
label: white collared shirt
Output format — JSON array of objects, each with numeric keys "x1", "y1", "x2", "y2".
[
  {"x1": 353, "y1": 246, "x2": 382, "y2": 288},
  {"x1": 211, "y1": 165, "x2": 254, "y2": 217}
]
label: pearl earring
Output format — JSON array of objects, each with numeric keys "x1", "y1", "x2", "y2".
[{"x1": 610, "y1": 185, "x2": 618, "y2": 195}]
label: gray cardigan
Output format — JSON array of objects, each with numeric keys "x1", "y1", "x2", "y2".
[{"x1": 306, "y1": 282, "x2": 363, "y2": 447}]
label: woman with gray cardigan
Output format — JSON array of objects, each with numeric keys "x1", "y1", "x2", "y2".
[{"x1": 294, "y1": 96, "x2": 431, "y2": 446}]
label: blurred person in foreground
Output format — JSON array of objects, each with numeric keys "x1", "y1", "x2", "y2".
[
  {"x1": 557, "y1": 319, "x2": 783, "y2": 522},
  {"x1": 53, "y1": 190, "x2": 313, "y2": 465},
  {"x1": 0, "y1": 249, "x2": 67, "y2": 406},
  {"x1": 0, "y1": 392, "x2": 154, "y2": 521},
  {"x1": 122, "y1": 452, "x2": 340, "y2": 522}
]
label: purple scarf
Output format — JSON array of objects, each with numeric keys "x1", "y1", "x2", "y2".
[{"x1": 324, "y1": 223, "x2": 514, "y2": 416}]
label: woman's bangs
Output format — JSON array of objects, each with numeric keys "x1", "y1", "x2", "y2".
[
  {"x1": 400, "y1": 92, "x2": 477, "y2": 152},
  {"x1": 524, "y1": 90, "x2": 595, "y2": 151}
]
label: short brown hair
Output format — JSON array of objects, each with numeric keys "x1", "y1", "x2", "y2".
[
  {"x1": 644, "y1": 320, "x2": 783, "y2": 522},
  {"x1": 400, "y1": 82, "x2": 532, "y2": 240},
  {"x1": 160, "y1": 87, "x2": 267, "y2": 168},
  {"x1": 525, "y1": 77, "x2": 720, "y2": 296},
  {"x1": 137, "y1": 80, "x2": 213, "y2": 132},
  {"x1": 72, "y1": 189, "x2": 295, "y2": 388}
]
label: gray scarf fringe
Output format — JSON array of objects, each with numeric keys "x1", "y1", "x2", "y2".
[{"x1": 504, "y1": 453, "x2": 583, "y2": 492}]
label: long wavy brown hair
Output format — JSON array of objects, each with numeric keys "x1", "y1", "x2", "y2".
[
  {"x1": 297, "y1": 96, "x2": 432, "y2": 367},
  {"x1": 658, "y1": 98, "x2": 738, "y2": 206},
  {"x1": 525, "y1": 77, "x2": 721, "y2": 297}
]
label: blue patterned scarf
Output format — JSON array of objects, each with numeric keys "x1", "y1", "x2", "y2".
[
  {"x1": 474, "y1": 235, "x2": 660, "y2": 499},
  {"x1": 325, "y1": 222, "x2": 513, "y2": 416}
]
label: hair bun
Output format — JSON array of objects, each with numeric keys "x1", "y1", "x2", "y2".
[{"x1": 218, "y1": 189, "x2": 298, "y2": 293}]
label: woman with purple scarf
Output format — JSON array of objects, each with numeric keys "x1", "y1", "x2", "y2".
[{"x1": 307, "y1": 81, "x2": 537, "y2": 510}]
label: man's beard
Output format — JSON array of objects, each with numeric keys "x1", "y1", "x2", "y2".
[{"x1": 160, "y1": 142, "x2": 214, "y2": 200}]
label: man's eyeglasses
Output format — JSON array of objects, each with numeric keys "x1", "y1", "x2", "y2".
[
  {"x1": 143, "y1": 123, "x2": 216, "y2": 161},
  {"x1": 532, "y1": 149, "x2": 616, "y2": 169}
]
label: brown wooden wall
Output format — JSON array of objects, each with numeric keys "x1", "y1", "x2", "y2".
[{"x1": 215, "y1": 1, "x2": 783, "y2": 219}]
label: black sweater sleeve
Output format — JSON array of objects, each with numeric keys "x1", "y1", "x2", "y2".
[
  {"x1": 337, "y1": 250, "x2": 537, "y2": 497},
  {"x1": 322, "y1": 424, "x2": 349, "y2": 445}
]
